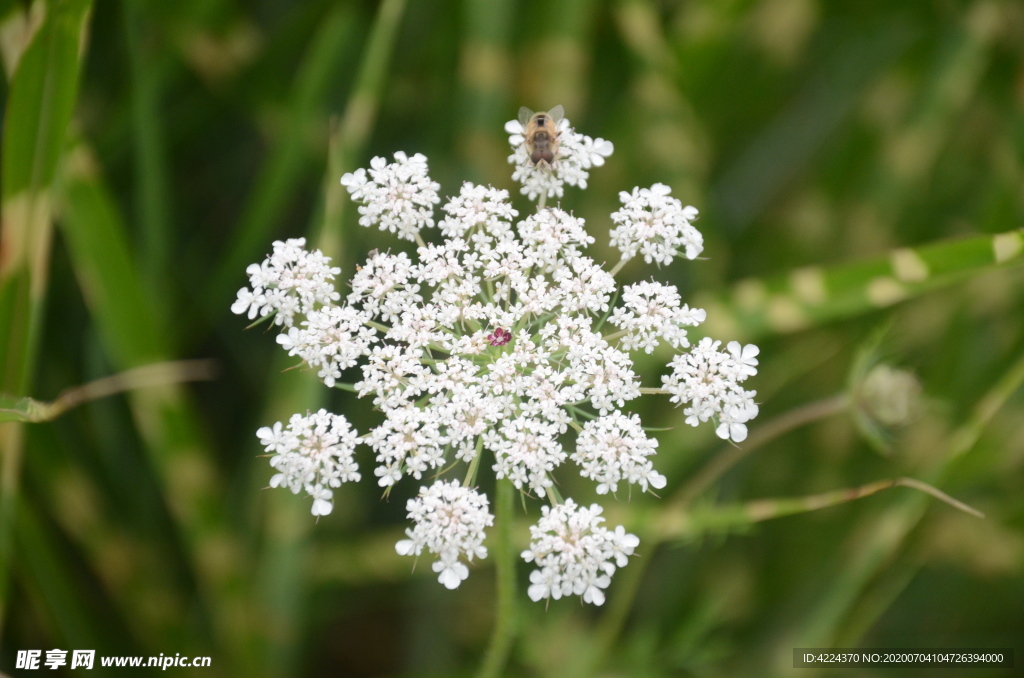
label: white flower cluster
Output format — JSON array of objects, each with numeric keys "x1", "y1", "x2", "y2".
[
  {"x1": 231, "y1": 237, "x2": 340, "y2": 327},
  {"x1": 505, "y1": 115, "x2": 614, "y2": 201},
  {"x1": 521, "y1": 500, "x2": 639, "y2": 606},
  {"x1": 662, "y1": 338, "x2": 760, "y2": 443},
  {"x1": 610, "y1": 281, "x2": 706, "y2": 353},
  {"x1": 571, "y1": 412, "x2": 664, "y2": 495},
  {"x1": 341, "y1": 151, "x2": 441, "y2": 241},
  {"x1": 276, "y1": 305, "x2": 376, "y2": 387},
  {"x1": 258, "y1": 409, "x2": 360, "y2": 516},
  {"x1": 238, "y1": 108, "x2": 762, "y2": 604},
  {"x1": 611, "y1": 183, "x2": 703, "y2": 266},
  {"x1": 395, "y1": 480, "x2": 493, "y2": 589}
]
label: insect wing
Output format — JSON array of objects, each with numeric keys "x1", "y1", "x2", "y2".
[
  {"x1": 518, "y1": 106, "x2": 535, "y2": 126},
  {"x1": 546, "y1": 104, "x2": 564, "y2": 125}
]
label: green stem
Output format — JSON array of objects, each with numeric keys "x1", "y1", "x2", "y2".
[
  {"x1": 656, "y1": 477, "x2": 984, "y2": 542},
  {"x1": 672, "y1": 393, "x2": 849, "y2": 509},
  {"x1": 638, "y1": 387, "x2": 668, "y2": 395},
  {"x1": 569, "y1": 552, "x2": 649, "y2": 678},
  {"x1": 608, "y1": 257, "x2": 629, "y2": 277},
  {"x1": 476, "y1": 479, "x2": 517, "y2": 678},
  {"x1": 463, "y1": 437, "x2": 483, "y2": 487},
  {"x1": 0, "y1": 360, "x2": 217, "y2": 423},
  {"x1": 543, "y1": 483, "x2": 563, "y2": 507}
]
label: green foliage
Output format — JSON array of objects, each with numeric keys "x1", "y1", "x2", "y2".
[{"x1": 2, "y1": 0, "x2": 1023, "y2": 676}]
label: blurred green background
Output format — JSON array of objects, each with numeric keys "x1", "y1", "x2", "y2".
[{"x1": 1, "y1": 0, "x2": 1023, "y2": 675}]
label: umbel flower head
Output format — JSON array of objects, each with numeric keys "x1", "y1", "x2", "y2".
[
  {"x1": 395, "y1": 480, "x2": 494, "y2": 589},
  {"x1": 522, "y1": 499, "x2": 639, "y2": 606},
  {"x1": 234, "y1": 108, "x2": 761, "y2": 604},
  {"x1": 257, "y1": 409, "x2": 361, "y2": 517}
]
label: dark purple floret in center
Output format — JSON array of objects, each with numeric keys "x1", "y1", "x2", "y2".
[{"x1": 487, "y1": 328, "x2": 512, "y2": 346}]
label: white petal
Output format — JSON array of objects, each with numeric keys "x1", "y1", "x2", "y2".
[
  {"x1": 584, "y1": 586, "x2": 605, "y2": 606},
  {"x1": 716, "y1": 423, "x2": 731, "y2": 440},
  {"x1": 528, "y1": 584, "x2": 548, "y2": 602},
  {"x1": 311, "y1": 498, "x2": 333, "y2": 516},
  {"x1": 438, "y1": 568, "x2": 462, "y2": 590}
]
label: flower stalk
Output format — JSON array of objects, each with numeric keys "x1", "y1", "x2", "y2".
[{"x1": 476, "y1": 479, "x2": 517, "y2": 678}]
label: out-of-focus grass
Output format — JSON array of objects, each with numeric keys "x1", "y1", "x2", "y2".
[
  {"x1": 2, "y1": 0, "x2": 1023, "y2": 676},
  {"x1": 0, "y1": 0, "x2": 93, "y2": 640}
]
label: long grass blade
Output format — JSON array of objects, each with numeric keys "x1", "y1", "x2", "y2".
[
  {"x1": 123, "y1": 0, "x2": 174, "y2": 299},
  {"x1": 58, "y1": 142, "x2": 248, "y2": 669},
  {"x1": 700, "y1": 227, "x2": 1024, "y2": 340},
  {"x1": 458, "y1": 0, "x2": 513, "y2": 180},
  {"x1": 208, "y1": 6, "x2": 358, "y2": 311},
  {"x1": 316, "y1": 0, "x2": 407, "y2": 251},
  {"x1": 0, "y1": 0, "x2": 93, "y2": 634},
  {"x1": 711, "y1": 20, "x2": 913, "y2": 232}
]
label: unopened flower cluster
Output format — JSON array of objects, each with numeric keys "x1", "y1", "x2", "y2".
[{"x1": 234, "y1": 109, "x2": 760, "y2": 604}]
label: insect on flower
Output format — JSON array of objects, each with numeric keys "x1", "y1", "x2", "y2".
[{"x1": 520, "y1": 105, "x2": 564, "y2": 167}]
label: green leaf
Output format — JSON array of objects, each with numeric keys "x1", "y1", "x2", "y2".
[{"x1": 700, "y1": 228, "x2": 1024, "y2": 340}]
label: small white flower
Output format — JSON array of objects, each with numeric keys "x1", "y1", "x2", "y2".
[
  {"x1": 505, "y1": 116, "x2": 613, "y2": 201},
  {"x1": 257, "y1": 409, "x2": 360, "y2": 516},
  {"x1": 661, "y1": 337, "x2": 760, "y2": 442},
  {"x1": 395, "y1": 480, "x2": 494, "y2": 589},
  {"x1": 610, "y1": 184, "x2": 703, "y2": 266},
  {"x1": 521, "y1": 500, "x2": 639, "y2": 606},
  {"x1": 232, "y1": 238, "x2": 341, "y2": 327},
  {"x1": 341, "y1": 151, "x2": 441, "y2": 241},
  {"x1": 572, "y1": 412, "x2": 664, "y2": 495},
  {"x1": 728, "y1": 340, "x2": 760, "y2": 377},
  {"x1": 552, "y1": 256, "x2": 615, "y2": 315}
]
